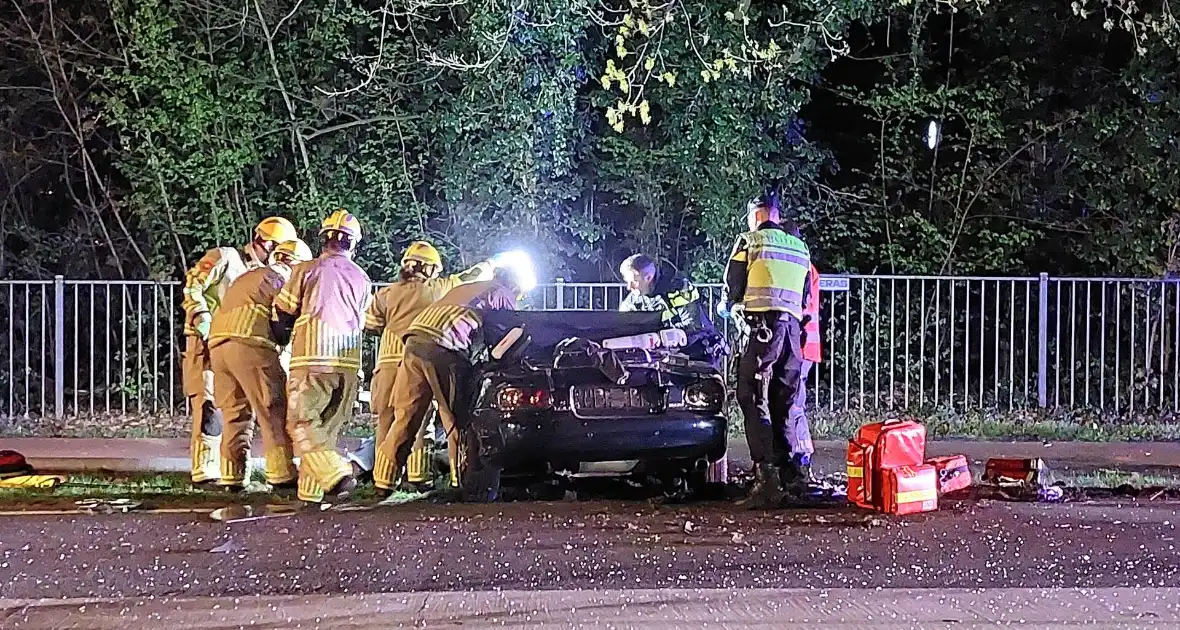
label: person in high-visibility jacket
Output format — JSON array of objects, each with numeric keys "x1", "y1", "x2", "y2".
[
  {"x1": 181, "y1": 217, "x2": 298, "y2": 486},
  {"x1": 720, "y1": 189, "x2": 812, "y2": 509},
  {"x1": 272, "y1": 210, "x2": 372, "y2": 503},
  {"x1": 618, "y1": 254, "x2": 727, "y2": 368},
  {"x1": 372, "y1": 268, "x2": 526, "y2": 499},
  {"x1": 207, "y1": 239, "x2": 313, "y2": 491},
  {"x1": 789, "y1": 261, "x2": 821, "y2": 480},
  {"x1": 349, "y1": 242, "x2": 494, "y2": 487}
]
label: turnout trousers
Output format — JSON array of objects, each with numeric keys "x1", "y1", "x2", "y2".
[
  {"x1": 287, "y1": 368, "x2": 359, "y2": 502},
  {"x1": 370, "y1": 367, "x2": 435, "y2": 484},
  {"x1": 736, "y1": 311, "x2": 805, "y2": 466},
  {"x1": 209, "y1": 341, "x2": 297, "y2": 486},
  {"x1": 372, "y1": 336, "x2": 469, "y2": 492},
  {"x1": 183, "y1": 336, "x2": 222, "y2": 483}
]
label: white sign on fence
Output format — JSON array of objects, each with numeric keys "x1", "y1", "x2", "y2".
[{"x1": 820, "y1": 276, "x2": 850, "y2": 292}]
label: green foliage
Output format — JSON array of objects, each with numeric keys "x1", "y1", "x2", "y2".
[
  {"x1": 811, "y1": 1, "x2": 1180, "y2": 276},
  {"x1": 1, "y1": 0, "x2": 1178, "y2": 282}
]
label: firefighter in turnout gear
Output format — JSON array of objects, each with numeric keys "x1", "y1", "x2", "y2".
[
  {"x1": 351, "y1": 241, "x2": 494, "y2": 487},
  {"x1": 182, "y1": 216, "x2": 298, "y2": 486},
  {"x1": 618, "y1": 253, "x2": 727, "y2": 368},
  {"x1": 721, "y1": 189, "x2": 812, "y2": 509},
  {"x1": 372, "y1": 268, "x2": 527, "y2": 500},
  {"x1": 207, "y1": 239, "x2": 312, "y2": 491},
  {"x1": 272, "y1": 211, "x2": 372, "y2": 503}
]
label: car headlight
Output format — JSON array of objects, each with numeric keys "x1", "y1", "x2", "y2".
[{"x1": 684, "y1": 377, "x2": 725, "y2": 412}]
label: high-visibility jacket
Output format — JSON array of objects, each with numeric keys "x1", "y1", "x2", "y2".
[
  {"x1": 364, "y1": 262, "x2": 492, "y2": 372},
  {"x1": 181, "y1": 246, "x2": 261, "y2": 336},
  {"x1": 619, "y1": 265, "x2": 722, "y2": 351},
  {"x1": 801, "y1": 264, "x2": 822, "y2": 363},
  {"x1": 273, "y1": 253, "x2": 372, "y2": 372},
  {"x1": 725, "y1": 223, "x2": 810, "y2": 319},
  {"x1": 405, "y1": 280, "x2": 517, "y2": 355},
  {"x1": 208, "y1": 265, "x2": 290, "y2": 354}
]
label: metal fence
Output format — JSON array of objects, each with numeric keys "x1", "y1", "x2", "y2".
[{"x1": 1, "y1": 275, "x2": 1178, "y2": 419}]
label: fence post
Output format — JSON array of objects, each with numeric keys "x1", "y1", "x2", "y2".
[
  {"x1": 1037, "y1": 272, "x2": 1049, "y2": 408},
  {"x1": 53, "y1": 275, "x2": 65, "y2": 418},
  {"x1": 555, "y1": 277, "x2": 565, "y2": 310}
]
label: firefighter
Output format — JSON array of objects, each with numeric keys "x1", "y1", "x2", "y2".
[
  {"x1": 182, "y1": 217, "x2": 298, "y2": 486},
  {"x1": 350, "y1": 242, "x2": 494, "y2": 487},
  {"x1": 720, "y1": 188, "x2": 812, "y2": 508},
  {"x1": 372, "y1": 266, "x2": 528, "y2": 499},
  {"x1": 206, "y1": 239, "x2": 313, "y2": 491},
  {"x1": 618, "y1": 253, "x2": 727, "y2": 367},
  {"x1": 272, "y1": 210, "x2": 372, "y2": 503}
]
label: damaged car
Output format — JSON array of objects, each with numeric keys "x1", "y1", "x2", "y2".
[{"x1": 433, "y1": 310, "x2": 729, "y2": 501}]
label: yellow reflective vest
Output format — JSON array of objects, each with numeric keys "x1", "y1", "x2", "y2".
[{"x1": 729, "y1": 227, "x2": 810, "y2": 319}]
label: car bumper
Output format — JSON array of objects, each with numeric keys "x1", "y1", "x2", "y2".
[{"x1": 473, "y1": 410, "x2": 729, "y2": 466}]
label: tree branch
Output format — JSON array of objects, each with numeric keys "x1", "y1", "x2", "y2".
[{"x1": 252, "y1": 0, "x2": 316, "y2": 195}]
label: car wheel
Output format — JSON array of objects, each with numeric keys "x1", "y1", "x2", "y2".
[{"x1": 455, "y1": 423, "x2": 501, "y2": 503}]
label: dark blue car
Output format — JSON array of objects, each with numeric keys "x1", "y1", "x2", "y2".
[{"x1": 438, "y1": 310, "x2": 729, "y2": 501}]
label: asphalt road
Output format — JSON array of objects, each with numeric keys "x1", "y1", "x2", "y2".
[{"x1": 1, "y1": 498, "x2": 1179, "y2": 602}]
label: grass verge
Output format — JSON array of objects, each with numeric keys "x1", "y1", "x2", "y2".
[
  {"x1": 725, "y1": 402, "x2": 1180, "y2": 442},
  {"x1": 0, "y1": 469, "x2": 429, "y2": 509},
  {"x1": 3, "y1": 404, "x2": 1179, "y2": 443}
]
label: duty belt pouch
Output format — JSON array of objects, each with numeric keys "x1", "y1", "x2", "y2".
[
  {"x1": 927, "y1": 454, "x2": 972, "y2": 495},
  {"x1": 882, "y1": 465, "x2": 939, "y2": 515}
]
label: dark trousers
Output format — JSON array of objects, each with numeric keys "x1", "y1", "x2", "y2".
[{"x1": 737, "y1": 311, "x2": 804, "y2": 465}]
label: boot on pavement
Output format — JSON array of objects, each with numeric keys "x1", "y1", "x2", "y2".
[
  {"x1": 736, "y1": 462, "x2": 786, "y2": 509},
  {"x1": 781, "y1": 454, "x2": 832, "y2": 503},
  {"x1": 327, "y1": 475, "x2": 357, "y2": 501}
]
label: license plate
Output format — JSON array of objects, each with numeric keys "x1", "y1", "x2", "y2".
[{"x1": 569, "y1": 385, "x2": 665, "y2": 417}]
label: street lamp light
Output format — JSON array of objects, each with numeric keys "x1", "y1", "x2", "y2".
[{"x1": 926, "y1": 120, "x2": 941, "y2": 150}]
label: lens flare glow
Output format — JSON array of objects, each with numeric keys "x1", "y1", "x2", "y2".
[{"x1": 492, "y1": 249, "x2": 537, "y2": 293}]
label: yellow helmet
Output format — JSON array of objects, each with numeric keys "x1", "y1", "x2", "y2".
[
  {"x1": 401, "y1": 241, "x2": 441, "y2": 267},
  {"x1": 319, "y1": 209, "x2": 362, "y2": 241},
  {"x1": 272, "y1": 239, "x2": 313, "y2": 265},
  {"x1": 254, "y1": 217, "x2": 298, "y2": 244}
]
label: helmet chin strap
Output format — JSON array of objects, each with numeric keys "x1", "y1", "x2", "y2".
[{"x1": 247, "y1": 239, "x2": 266, "y2": 264}]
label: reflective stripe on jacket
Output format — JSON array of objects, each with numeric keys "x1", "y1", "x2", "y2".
[
  {"x1": 365, "y1": 263, "x2": 492, "y2": 370},
  {"x1": 208, "y1": 265, "x2": 289, "y2": 353},
  {"x1": 181, "y1": 246, "x2": 258, "y2": 335},
  {"x1": 405, "y1": 280, "x2": 517, "y2": 354},
  {"x1": 734, "y1": 228, "x2": 810, "y2": 318},
  {"x1": 274, "y1": 253, "x2": 372, "y2": 371},
  {"x1": 802, "y1": 264, "x2": 822, "y2": 363}
]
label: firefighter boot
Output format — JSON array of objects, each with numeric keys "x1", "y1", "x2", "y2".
[
  {"x1": 735, "y1": 462, "x2": 786, "y2": 509},
  {"x1": 780, "y1": 454, "x2": 819, "y2": 499},
  {"x1": 191, "y1": 434, "x2": 221, "y2": 487}
]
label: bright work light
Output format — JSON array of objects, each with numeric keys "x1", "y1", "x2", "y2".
[{"x1": 492, "y1": 249, "x2": 537, "y2": 293}]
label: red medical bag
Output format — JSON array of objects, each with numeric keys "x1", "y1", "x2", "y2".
[
  {"x1": 983, "y1": 457, "x2": 1049, "y2": 486},
  {"x1": 927, "y1": 454, "x2": 973, "y2": 495},
  {"x1": 846, "y1": 419, "x2": 927, "y2": 509},
  {"x1": 881, "y1": 465, "x2": 939, "y2": 515}
]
